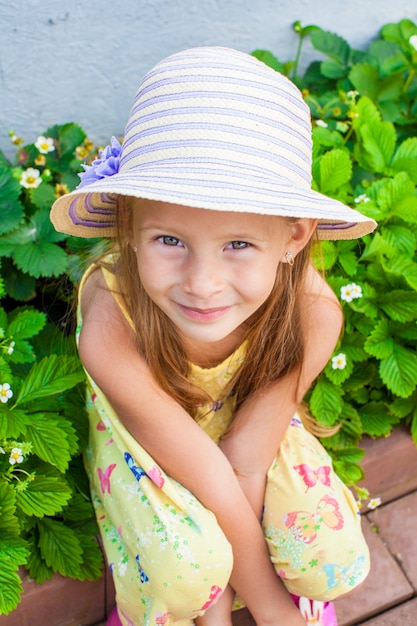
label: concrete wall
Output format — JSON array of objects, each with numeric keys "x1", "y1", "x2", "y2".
[{"x1": 1, "y1": 0, "x2": 416, "y2": 159}]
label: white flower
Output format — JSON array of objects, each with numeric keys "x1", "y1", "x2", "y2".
[
  {"x1": 340, "y1": 283, "x2": 363, "y2": 302},
  {"x1": 20, "y1": 168, "x2": 42, "y2": 189},
  {"x1": 332, "y1": 353, "x2": 347, "y2": 370},
  {"x1": 354, "y1": 194, "x2": 370, "y2": 204},
  {"x1": 315, "y1": 119, "x2": 328, "y2": 128},
  {"x1": 9, "y1": 447, "x2": 24, "y2": 465},
  {"x1": 0, "y1": 383, "x2": 13, "y2": 403},
  {"x1": 368, "y1": 497, "x2": 382, "y2": 510},
  {"x1": 336, "y1": 121, "x2": 349, "y2": 133},
  {"x1": 7, "y1": 341, "x2": 15, "y2": 355},
  {"x1": 409, "y1": 35, "x2": 417, "y2": 51},
  {"x1": 35, "y1": 135, "x2": 55, "y2": 154},
  {"x1": 347, "y1": 90, "x2": 359, "y2": 99}
]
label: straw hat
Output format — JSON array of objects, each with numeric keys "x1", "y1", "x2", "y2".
[{"x1": 50, "y1": 46, "x2": 376, "y2": 240}]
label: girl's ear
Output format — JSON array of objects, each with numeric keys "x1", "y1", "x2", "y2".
[{"x1": 285, "y1": 218, "x2": 318, "y2": 258}]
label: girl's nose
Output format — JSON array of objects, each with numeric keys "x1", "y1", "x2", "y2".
[{"x1": 182, "y1": 256, "x2": 224, "y2": 299}]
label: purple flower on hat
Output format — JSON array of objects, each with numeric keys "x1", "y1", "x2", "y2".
[{"x1": 78, "y1": 136, "x2": 122, "y2": 188}]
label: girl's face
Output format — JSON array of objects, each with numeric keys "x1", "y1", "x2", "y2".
[{"x1": 129, "y1": 200, "x2": 315, "y2": 363}]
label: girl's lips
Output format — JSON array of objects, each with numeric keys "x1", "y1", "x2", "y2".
[{"x1": 177, "y1": 304, "x2": 232, "y2": 321}]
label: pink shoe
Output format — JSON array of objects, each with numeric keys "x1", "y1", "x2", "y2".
[
  {"x1": 298, "y1": 597, "x2": 338, "y2": 625},
  {"x1": 107, "y1": 606, "x2": 123, "y2": 626}
]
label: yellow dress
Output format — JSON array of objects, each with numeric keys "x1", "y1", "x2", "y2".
[{"x1": 77, "y1": 264, "x2": 370, "y2": 626}]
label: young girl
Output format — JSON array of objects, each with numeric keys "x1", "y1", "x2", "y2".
[{"x1": 51, "y1": 47, "x2": 376, "y2": 626}]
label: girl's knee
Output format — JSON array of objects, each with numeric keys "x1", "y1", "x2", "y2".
[{"x1": 274, "y1": 541, "x2": 370, "y2": 601}]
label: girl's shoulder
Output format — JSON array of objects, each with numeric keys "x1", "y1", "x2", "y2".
[
  {"x1": 303, "y1": 264, "x2": 343, "y2": 338},
  {"x1": 79, "y1": 262, "x2": 127, "y2": 333},
  {"x1": 305, "y1": 263, "x2": 339, "y2": 304}
]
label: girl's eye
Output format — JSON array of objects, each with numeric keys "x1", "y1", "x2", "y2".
[
  {"x1": 158, "y1": 235, "x2": 183, "y2": 246},
  {"x1": 229, "y1": 240, "x2": 251, "y2": 249}
]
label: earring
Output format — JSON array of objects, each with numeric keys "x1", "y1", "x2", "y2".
[
  {"x1": 285, "y1": 251, "x2": 294, "y2": 266},
  {"x1": 133, "y1": 246, "x2": 138, "y2": 253}
]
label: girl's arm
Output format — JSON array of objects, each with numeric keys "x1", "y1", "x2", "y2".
[
  {"x1": 219, "y1": 266, "x2": 343, "y2": 516},
  {"x1": 79, "y1": 269, "x2": 304, "y2": 626}
]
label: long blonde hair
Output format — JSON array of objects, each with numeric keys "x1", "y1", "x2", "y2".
[{"x1": 94, "y1": 197, "x2": 321, "y2": 424}]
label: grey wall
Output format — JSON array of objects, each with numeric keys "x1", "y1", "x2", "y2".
[{"x1": 1, "y1": 0, "x2": 416, "y2": 160}]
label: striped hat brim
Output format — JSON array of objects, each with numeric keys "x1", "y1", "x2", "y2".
[
  {"x1": 50, "y1": 46, "x2": 377, "y2": 241},
  {"x1": 51, "y1": 162, "x2": 376, "y2": 240}
]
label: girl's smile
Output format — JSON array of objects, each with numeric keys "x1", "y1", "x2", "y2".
[
  {"x1": 129, "y1": 200, "x2": 311, "y2": 363},
  {"x1": 177, "y1": 304, "x2": 234, "y2": 322}
]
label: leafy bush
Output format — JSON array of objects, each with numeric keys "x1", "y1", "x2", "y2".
[
  {"x1": 0, "y1": 126, "x2": 105, "y2": 615},
  {"x1": 254, "y1": 17, "x2": 417, "y2": 485}
]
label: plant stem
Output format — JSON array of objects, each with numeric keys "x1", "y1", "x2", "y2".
[
  {"x1": 403, "y1": 69, "x2": 415, "y2": 95},
  {"x1": 292, "y1": 35, "x2": 304, "y2": 79}
]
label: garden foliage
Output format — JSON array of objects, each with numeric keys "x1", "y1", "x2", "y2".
[
  {"x1": 0, "y1": 127, "x2": 105, "y2": 614},
  {"x1": 254, "y1": 17, "x2": 417, "y2": 484},
  {"x1": 0, "y1": 16, "x2": 416, "y2": 615}
]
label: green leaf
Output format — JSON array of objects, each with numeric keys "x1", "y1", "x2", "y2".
[
  {"x1": 0, "y1": 482, "x2": 20, "y2": 534},
  {"x1": 320, "y1": 58, "x2": 347, "y2": 79},
  {"x1": 379, "y1": 344, "x2": 417, "y2": 397},
  {"x1": 15, "y1": 475, "x2": 72, "y2": 517},
  {"x1": 56, "y1": 123, "x2": 86, "y2": 156},
  {"x1": 310, "y1": 29, "x2": 350, "y2": 65},
  {"x1": 312, "y1": 126, "x2": 344, "y2": 149},
  {"x1": 8, "y1": 208, "x2": 67, "y2": 278},
  {"x1": 379, "y1": 290, "x2": 417, "y2": 322},
  {"x1": 360, "y1": 401, "x2": 394, "y2": 436},
  {"x1": 26, "y1": 543, "x2": 54, "y2": 583},
  {"x1": 343, "y1": 361, "x2": 376, "y2": 392},
  {"x1": 0, "y1": 408, "x2": 29, "y2": 439},
  {"x1": 251, "y1": 50, "x2": 284, "y2": 72},
  {"x1": 0, "y1": 168, "x2": 25, "y2": 235},
  {"x1": 332, "y1": 446, "x2": 364, "y2": 464},
  {"x1": 332, "y1": 458, "x2": 364, "y2": 486},
  {"x1": 338, "y1": 250, "x2": 358, "y2": 276},
  {"x1": 325, "y1": 354, "x2": 353, "y2": 385},
  {"x1": 309, "y1": 377, "x2": 344, "y2": 425},
  {"x1": 0, "y1": 564, "x2": 25, "y2": 615},
  {"x1": 360, "y1": 232, "x2": 394, "y2": 260},
  {"x1": 318, "y1": 148, "x2": 352, "y2": 194},
  {"x1": 381, "y1": 225, "x2": 416, "y2": 257},
  {"x1": 349, "y1": 64, "x2": 381, "y2": 101},
  {"x1": 13, "y1": 241, "x2": 68, "y2": 279},
  {"x1": 354, "y1": 96, "x2": 381, "y2": 129},
  {"x1": 75, "y1": 534, "x2": 104, "y2": 581},
  {"x1": 364, "y1": 318, "x2": 393, "y2": 359},
  {"x1": 30, "y1": 182, "x2": 57, "y2": 212},
  {"x1": 0, "y1": 535, "x2": 29, "y2": 570},
  {"x1": 37, "y1": 518, "x2": 83, "y2": 577},
  {"x1": 369, "y1": 172, "x2": 416, "y2": 216},
  {"x1": 343, "y1": 334, "x2": 369, "y2": 363},
  {"x1": 350, "y1": 61, "x2": 403, "y2": 103},
  {"x1": 382, "y1": 256, "x2": 417, "y2": 291},
  {"x1": 390, "y1": 137, "x2": 417, "y2": 183},
  {"x1": 23, "y1": 413, "x2": 74, "y2": 472},
  {"x1": 15, "y1": 355, "x2": 85, "y2": 406},
  {"x1": 382, "y1": 18, "x2": 417, "y2": 47},
  {"x1": 62, "y1": 493, "x2": 96, "y2": 522},
  {"x1": 5, "y1": 338, "x2": 36, "y2": 364},
  {"x1": 2, "y1": 261, "x2": 36, "y2": 301},
  {"x1": 390, "y1": 394, "x2": 416, "y2": 418},
  {"x1": 8, "y1": 308, "x2": 47, "y2": 340},
  {"x1": 358, "y1": 120, "x2": 396, "y2": 173}
]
